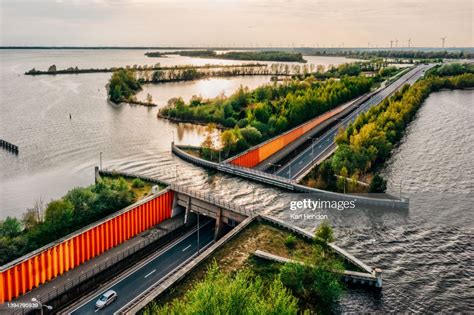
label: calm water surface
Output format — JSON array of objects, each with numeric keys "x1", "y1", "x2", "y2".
[{"x1": 0, "y1": 50, "x2": 472, "y2": 313}]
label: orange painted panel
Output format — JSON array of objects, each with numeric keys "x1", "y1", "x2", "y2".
[
  {"x1": 100, "y1": 224, "x2": 105, "y2": 254},
  {"x1": 5, "y1": 270, "x2": 12, "y2": 302},
  {"x1": 13, "y1": 265, "x2": 20, "y2": 298},
  {"x1": 33, "y1": 256, "x2": 40, "y2": 287},
  {"x1": 64, "y1": 241, "x2": 70, "y2": 272},
  {"x1": 118, "y1": 215, "x2": 124, "y2": 244},
  {"x1": 47, "y1": 249, "x2": 53, "y2": 280},
  {"x1": 229, "y1": 103, "x2": 350, "y2": 168},
  {"x1": 0, "y1": 272, "x2": 5, "y2": 304},
  {"x1": 105, "y1": 221, "x2": 110, "y2": 250},
  {"x1": 40, "y1": 252, "x2": 46, "y2": 283},
  {"x1": 0, "y1": 192, "x2": 175, "y2": 303},
  {"x1": 27, "y1": 258, "x2": 33, "y2": 291},
  {"x1": 94, "y1": 227, "x2": 99, "y2": 256},
  {"x1": 52, "y1": 247, "x2": 58, "y2": 278},
  {"x1": 20, "y1": 261, "x2": 27, "y2": 294}
]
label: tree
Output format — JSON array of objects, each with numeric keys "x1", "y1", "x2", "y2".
[
  {"x1": 146, "y1": 93, "x2": 153, "y2": 104},
  {"x1": 48, "y1": 64, "x2": 57, "y2": 72},
  {"x1": 0, "y1": 217, "x2": 22, "y2": 238},
  {"x1": 22, "y1": 208, "x2": 40, "y2": 231},
  {"x1": 314, "y1": 220, "x2": 334, "y2": 244},
  {"x1": 44, "y1": 200, "x2": 74, "y2": 225},
  {"x1": 369, "y1": 174, "x2": 387, "y2": 193},
  {"x1": 151, "y1": 262, "x2": 298, "y2": 315},
  {"x1": 221, "y1": 129, "x2": 238, "y2": 155},
  {"x1": 240, "y1": 126, "x2": 262, "y2": 145},
  {"x1": 201, "y1": 123, "x2": 216, "y2": 151}
]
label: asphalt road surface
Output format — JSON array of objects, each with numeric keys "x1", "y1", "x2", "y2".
[
  {"x1": 274, "y1": 64, "x2": 433, "y2": 180},
  {"x1": 69, "y1": 220, "x2": 215, "y2": 315}
]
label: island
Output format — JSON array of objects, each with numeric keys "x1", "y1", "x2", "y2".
[{"x1": 145, "y1": 50, "x2": 307, "y2": 63}]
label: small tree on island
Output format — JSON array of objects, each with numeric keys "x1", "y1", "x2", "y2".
[
  {"x1": 48, "y1": 65, "x2": 57, "y2": 72},
  {"x1": 146, "y1": 93, "x2": 153, "y2": 104}
]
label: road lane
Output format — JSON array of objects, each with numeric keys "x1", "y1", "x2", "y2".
[
  {"x1": 70, "y1": 220, "x2": 215, "y2": 315},
  {"x1": 274, "y1": 65, "x2": 432, "y2": 179}
]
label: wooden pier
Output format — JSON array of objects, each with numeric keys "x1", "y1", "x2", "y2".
[{"x1": 0, "y1": 139, "x2": 18, "y2": 154}]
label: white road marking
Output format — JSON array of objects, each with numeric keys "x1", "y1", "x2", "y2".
[
  {"x1": 144, "y1": 269, "x2": 156, "y2": 278},
  {"x1": 182, "y1": 245, "x2": 191, "y2": 252},
  {"x1": 95, "y1": 308, "x2": 100, "y2": 313}
]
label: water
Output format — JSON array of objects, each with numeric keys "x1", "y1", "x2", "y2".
[
  {"x1": 0, "y1": 49, "x2": 354, "y2": 216},
  {"x1": 1, "y1": 50, "x2": 472, "y2": 312}
]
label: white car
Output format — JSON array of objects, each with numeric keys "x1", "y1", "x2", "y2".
[{"x1": 95, "y1": 290, "x2": 117, "y2": 310}]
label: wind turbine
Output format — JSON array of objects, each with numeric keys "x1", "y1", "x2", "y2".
[
  {"x1": 441, "y1": 36, "x2": 447, "y2": 48},
  {"x1": 390, "y1": 40, "x2": 393, "y2": 48},
  {"x1": 395, "y1": 39, "x2": 398, "y2": 48},
  {"x1": 408, "y1": 38, "x2": 411, "y2": 48}
]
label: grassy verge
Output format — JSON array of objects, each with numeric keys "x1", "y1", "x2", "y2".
[{"x1": 152, "y1": 221, "x2": 314, "y2": 306}]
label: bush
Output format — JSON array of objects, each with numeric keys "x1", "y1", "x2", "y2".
[
  {"x1": 284, "y1": 235, "x2": 296, "y2": 249},
  {"x1": 149, "y1": 262, "x2": 298, "y2": 315},
  {"x1": 369, "y1": 174, "x2": 387, "y2": 193},
  {"x1": 314, "y1": 220, "x2": 334, "y2": 245},
  {"x1": 132, "y1": 178, "x2": 145, "y2": 188}
]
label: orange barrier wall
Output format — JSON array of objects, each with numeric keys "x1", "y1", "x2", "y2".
[
  {"x1": 229, "y1": 104, "x2": 350, "y2": 168},
  {"x1": 0, "y1": 190, "x2": 174, "y2": 304}
]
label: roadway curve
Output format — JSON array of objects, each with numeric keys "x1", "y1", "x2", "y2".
[
  {"x1": 69, "y1": 220, "x2": 214, "y2": 315},
  {"x1": 274, "y1": 64, "x2": 433, "y2": 180}
]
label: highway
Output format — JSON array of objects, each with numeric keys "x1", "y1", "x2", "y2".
[
  {"x1": 274, "y1": 64, "x2": 433, "y2": 180},
  {"x1": 69, "y1": 219, "x2": 215, "y2": 315}
]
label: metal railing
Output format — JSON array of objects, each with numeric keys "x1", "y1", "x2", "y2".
[
  {"x1": 9, "y1": 221, "x2": 185, "y2": 315},
  {"x1": 170, "y1": 183, "x2": 255, "y2": 218}
]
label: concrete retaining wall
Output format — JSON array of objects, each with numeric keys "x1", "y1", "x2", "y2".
[{"x1": 172, "y1": 143, "x2": 409, "y2": 209}]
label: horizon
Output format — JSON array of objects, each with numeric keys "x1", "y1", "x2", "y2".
[{"x1": 1, "y1": 46, "x2": 473, "y2": 50}]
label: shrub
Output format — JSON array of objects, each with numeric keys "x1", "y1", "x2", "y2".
[
  {"x1": 284, "y1": 235, "x2": 296, "y2": 249},
  {"x1": 132, "y1": 178, "x2": 145, "y2": 188}
]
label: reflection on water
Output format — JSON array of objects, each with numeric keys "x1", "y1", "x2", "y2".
[{"x1": 136, "y1": 76, "x2": 272, "y2": 107}]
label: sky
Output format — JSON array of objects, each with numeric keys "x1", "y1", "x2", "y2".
[{"x1": 0, "y1": 0, "x2": 472, "y2": 47}]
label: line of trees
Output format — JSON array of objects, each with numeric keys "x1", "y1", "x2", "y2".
[
  {"x1": 0, "y1": 177, "x2": 136, "y2": 265},
  {"x1": 25, "y1": 62, "x2": 265, "y2": 76},
  {"x1": 306, "y1": 69, "x2": 474, "y2": 193},
  {"x1": 146, "y1": 50, "x2": 307, "y2": 62},
  {"x1": 162, "y1": 75, "x2": 373, "y2": 159},
  {"x1": 307, "y1": 49, "x2": 474, "y2": 60}
]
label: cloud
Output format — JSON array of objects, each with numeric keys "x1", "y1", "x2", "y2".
[{"x1": 0, "y1": 0, "x2": 472, "y2": 47}]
